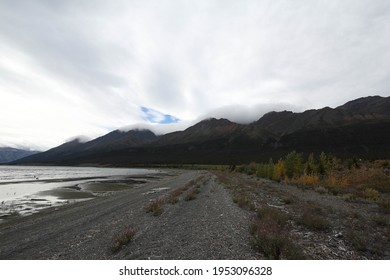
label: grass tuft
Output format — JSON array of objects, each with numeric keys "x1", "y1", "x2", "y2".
[
  {"x1": 184, "y1": 186, "x2": 201, "y2": 201},
  {"x1": 166, "y1": 187, "x2": 185, "y2": 204},
  {"x1": 250, "y1": 216, "x2": 305, "y2": 259},
  {"x1": 377, "y1": 198, "x2": 390, "y2": 214},
  {"x1": 144, "y1": 197, "x2": 164, "y2": 216},
  {"x1": 299, "y1": 206, "x2": 330, "y2": 231},
  {"x1": 111, "y1": 225, "x2": 136, "y2": 253},
  {"x1": 232, "y1": 192, "x2": 256, "y2": 211},
  {"x1": 256, "y1": 206, "x2": 289, "y2": 227},
  {"x1": 346, "y1": 231, "x2": 367, "y2": 252}
]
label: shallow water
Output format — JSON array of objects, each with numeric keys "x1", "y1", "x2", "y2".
[{"x1": 0, "y1": 166, "x2": 159, "y2": 221}]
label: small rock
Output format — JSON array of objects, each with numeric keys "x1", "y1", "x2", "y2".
[{"x1": 338, "y1": 246, "x2": 347, "y2": 252}]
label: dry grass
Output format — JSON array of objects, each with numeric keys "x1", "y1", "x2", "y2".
[
  {"x1": 250, "y1": 213, "x2": 305, "y2": 259},
  {"x1": 293, "y1": 173, "x2": 321, "y2": 187},
  {"x1": 299, "y1": 205, "x2": 330, "y2": 231},
  {"x1": 166, "y1": 187, "x2": 185, "y2": 204},
  {"x1": 111, "y1": 225, "x2": 136, "y2": 253},
  {"x1": 324, "y1": 173, "x2": 349, "y2": 189},
  {"x1": 372, "y1": 214, "x2": 388, "y2": 227},
  {"x1": 184, "y1": 187, "x2": 200, "y2": 201},
  {"x1": 184, "y1": 192, "x2": 196, "y2": 201},
  {"x1": 281, "y1": 194, "x2": 296, "y2": 204},
  {"x1": 232, "y1": 192, "x2": 256, "y2": 211},
  {"x1": 378, "y1": 198, "x2": 390, "y2": 214},
  {"x1": 363, "y1": 188, "x2": 380, "y2": 200},
  {"x1": 346, "y1": 230, "x2": 367, "y2": 252},
  {"x1": 256, "y1": 206, "x2": 290, "y2": 227},
  {"x1": 215, "y1": 168, "x2": 390, "y2": 259},
  {"x1": 144, "y1": 197, "x2": 164, "y2": 216}
]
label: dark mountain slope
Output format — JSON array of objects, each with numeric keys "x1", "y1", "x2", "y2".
[
  {"x1": 0, "y1": 148, "x2": 39, "y2": 164},
  {"x1": 337, "y1": 95, "x2": 390, "y2": 116},
  {"x1": 268, "y1": 120, "x2": 390, "y2": 159},
  {"x1": 81, "y1": 129, "x2": 157, "y2": 151},
  {"x1": 13, "y1": 96, "x2": 390, "y2": 165},
  {"x1": 155, "y1": 118, "x2": 242, "y2": 145},
  {"x1": 15, "y1": 129, "x2": 157, "y2": 165}
]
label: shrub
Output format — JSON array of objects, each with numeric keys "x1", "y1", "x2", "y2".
[
  {"x1": 256, "y1": 206, "x2": 289, "y2": 227},
  {"x1": 327, "y1": 185, "x2": 341, "y2": 196},
  {"x1": 272, "y1": 159, "x2": 285, "y2": 181},
  {"x1": 294, "y1": 173, "x2": 321, "y2": 187},
  {"x1": 346, "y1": 231, "x2": 367, "y2": 252},
  {"x1": 232, "y1": 192, "x2": 255, "y2": 210},
  {"x1": 284, "y1": 151, "x2": 304, "y2": 178},
  {"x1": 299, "y1": 206, "x2": 329, "y2": 231},
  {"x1": 281, "y1": 194, "x2": 295, "y2": 204},
  {"x1": 372, "y1": 214, "x2": 388, "y2": 227},
  {"x1": 378, "y1": 198, "x2": 390, "y2": 214},
  {"x1": 256, "y1": 159, "x2": 275, "y2": 179},
  {"x1": 184, "y1": 187, "x2": 200, "y2": 201},
  {"x1": 315, "y1": 186, "x2": 328, "y2": 195},
  {"x1": 184, "y1": 192, "x2": 196, "y2": 201},
  {"x1": 250, "y1": 216, "x2": 305, "y2": 259},
  {"x1": 166, "y1": 195, "x2": 179, "y2": 204},
  {"x1": 248, "y1": 161, "x2": 258, "y2": 175},
  {"x1": 363, "y1": 188, "x2": 380, "y2": 200},
  {"x1": 325, "y1": 173, "x2": 349, "y2": 188},
  {"x1": 111, "y1": 225, "x2": 136, "y2": 253},
  {"x1": 166, "y1": 187, "x2": 185, "y2": 204},
  {"x1": 144, "y1": 197, "x2": 164, "y2": 216}
]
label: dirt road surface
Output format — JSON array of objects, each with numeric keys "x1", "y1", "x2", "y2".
[
  {"x1": 0, "y1": 170, "x2": 257, "y2": 259},
  {"x1": 0, "y1": 169, "x2": 388, "y2": 259}
]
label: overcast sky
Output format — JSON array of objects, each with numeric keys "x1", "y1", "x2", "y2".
[{"x1": 1, "y1": 0, "x2": 389, "y2": 150}]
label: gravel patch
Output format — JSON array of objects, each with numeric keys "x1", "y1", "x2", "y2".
[{"x1": 0, "y1": 170, "x2": 258, "y2": 260}]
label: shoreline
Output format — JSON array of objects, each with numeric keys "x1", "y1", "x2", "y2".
[
  {"x1": 0, "y1": 166, "x2": 162, "y2": 223},
  {"x1": 0, "y1": 169, "x2": 207, "y2": 259}
]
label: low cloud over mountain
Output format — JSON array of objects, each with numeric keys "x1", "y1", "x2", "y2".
[{"x1": 13, "y1": 96, "x2": 390, "y2": 165}]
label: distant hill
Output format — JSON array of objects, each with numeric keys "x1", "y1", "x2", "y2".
[
  {"x1": 17, "y1": 129, "x2": 157, "y2": 165},
  {"x1": 13, "y1": 96, "x2": 390, "y2": 165},
  {"x1": 0, "y1": 147, "x2": 39, "y2": 164}
]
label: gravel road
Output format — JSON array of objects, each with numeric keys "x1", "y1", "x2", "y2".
[{"x1": 0, "y1": 170, "x2": 258, "y2": 260}]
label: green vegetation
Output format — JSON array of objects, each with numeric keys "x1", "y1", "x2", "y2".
[
  {"x1": 214, "y1": 153, "x2": 390, "y2": 259},
  {"x1": 235, "y1": 151, "x2": 390, "y2": 209}
]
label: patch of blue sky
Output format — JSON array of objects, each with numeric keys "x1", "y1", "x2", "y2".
[{"x1": 141, "y1": 107, "x2": 180, "y2": 124}]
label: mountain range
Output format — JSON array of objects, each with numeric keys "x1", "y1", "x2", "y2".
[
  {"x1": 0, "y1": 147, "x2": 39, "y2": 164},
  {"x1": 12, "y1": 96, "x2": 390, "y2": 166}
]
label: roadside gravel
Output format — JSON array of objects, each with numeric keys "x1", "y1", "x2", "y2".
[
  {"x1": 2, "y1": 169, "x2": 385, "y2": 260},
  {"x1": 0, "y1": 170, "x2": 258, "y2": 260}
]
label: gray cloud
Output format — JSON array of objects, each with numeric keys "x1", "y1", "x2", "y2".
[
  {"x1": 1, "y1": 0, "x2": 390, "y2": 149},
  {"x1": 200, "y1": 102, "x2": 302, "y2": 124}
]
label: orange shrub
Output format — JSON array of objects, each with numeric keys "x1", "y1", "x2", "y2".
[
  {"x1": 363, "y1": 188, "x2": 380, "y2": 200},
  {"x1": 295, "y1": 173, "x2": 320, "y2": 187}
]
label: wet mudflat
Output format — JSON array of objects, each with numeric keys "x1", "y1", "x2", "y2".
[{"x1": 0, "y1": 166, "x2": 158, "y2": 220}]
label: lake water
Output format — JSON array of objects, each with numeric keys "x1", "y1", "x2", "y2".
[{"x1": 0, "y1": 166, "x2": 159, "y2": 221}]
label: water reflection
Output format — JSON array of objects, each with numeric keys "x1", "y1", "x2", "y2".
[{"x1": 0, "y1": 166, "x2": 159, "y2": 222}]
